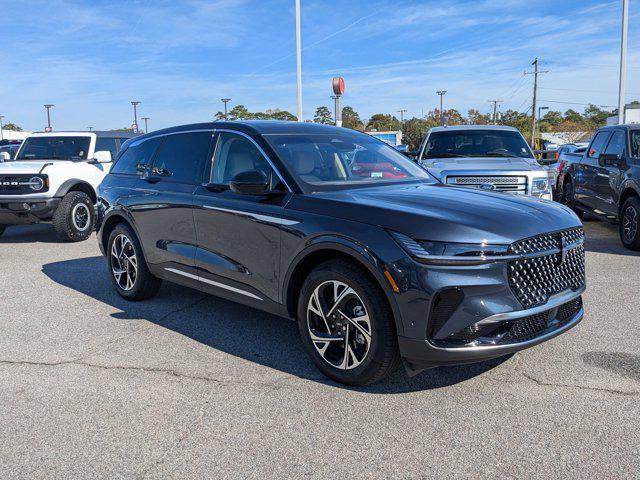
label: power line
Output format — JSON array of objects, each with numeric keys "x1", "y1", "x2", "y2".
[{"x1": 538, "y1": 99, "x2": 617, "y2": 108}]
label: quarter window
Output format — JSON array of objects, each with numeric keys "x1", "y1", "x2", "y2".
[
  {"x1": 151, "y1": 132, "x2": 213, "y2": 184},
  {"x1": 588, "y1": 132, "x2": 611, "y2": 159},
  {"x1": 631, "y1": 131, "x2": 640, "y2": 158},
  {"x1": 111, "y1": 137, "x2": 161, "y2": 175},
  {"x1": 210, "y1": 132, "x2": 276, "y2": 185}
]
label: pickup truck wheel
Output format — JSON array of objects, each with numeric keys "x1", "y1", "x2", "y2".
[
  {"x1": 107, "y1": 223, "x2": 162, "y2": 300},
  {"x1": 0, "y1": 225, "x2": 6, "y2": 237},
  {"x1": 562, "y1": 181, "x2": 583, "y2": 220},
  {"x1": 297, "y1": 259, "x2": 400, "y2": 386},
  {"x1": 620, "y1": 197, "x2": 640, "y2": 251},
  {"x1": 53, "y1": 191, "x2": 95, "y2": 242}
]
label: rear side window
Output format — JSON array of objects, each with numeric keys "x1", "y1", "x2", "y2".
[
  {"x1": 630, "y1": 131, "x2": 640, "y2": 158},
  {"x1": 111, "y1": 137, "x2": 160, "y2": 175},
  {"x1": 588, "y1": 132, "x2": 611, "y2": 159},
  {"x1": 604, "y1": 131, "x2": 626, "y2": 157},
  {"x1": 152, "y1": 132, "x2": 213, "y2": 184},
  {"x1": 95, "y1": 138, "x2": 118, "y2": 160}
]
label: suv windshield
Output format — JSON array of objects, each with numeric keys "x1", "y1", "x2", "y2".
[
  {"x1": 422, "y1": 130, "x2": 534, "y2": 160},
  {"x1": 15, "y1": 136, "x2": 91, "y2": 161},
  {"x1": 265, "y1": 131, "x2": 433, "y2": 191}
]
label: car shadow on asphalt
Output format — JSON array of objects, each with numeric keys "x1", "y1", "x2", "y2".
[
  {"x1": 0, "y1": 224, "x2": 63, "y2": 244},
  {"x1": 42, "y1": 255, "x2": 511, "y2": 394},
  {"x1": 582, "y1": 220, "x2": 640, "y2": 256}
]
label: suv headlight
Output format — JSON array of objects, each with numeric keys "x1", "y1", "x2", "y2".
[
  {"x1": 390, "y1": 231, "x2": 510, "y2": 265},
  {"x1": 531, "y1": 176, "x2": 551, "y2": 197},
  {"x1": 29, "y1": 176, "x2": 45, "y2": 191}
]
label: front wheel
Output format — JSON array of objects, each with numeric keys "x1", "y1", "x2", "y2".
[
  {"x1": 562, "y1": 181, "x2": 583, "y2": 220},
  {"x1": 620, "y1": 197, "x2": 640, "y2": 251},
  {"x1": 297, "y1": 260, "x2": 400, "y2": 386},
  {"x1": 52, "y1": 191, "x2": 95, "y2": 242}
]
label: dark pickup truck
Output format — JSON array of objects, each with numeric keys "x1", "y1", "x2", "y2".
[{"x1": 561, "y1": 124, "x2": 640, "y2": 249}]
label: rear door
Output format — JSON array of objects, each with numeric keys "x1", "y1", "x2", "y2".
[
  {"x1": 575, "y1": 130, "x2": 611, "y2": 210},
  {"x1": 130, "y1": 131, "x2": 215, "y2": 274}
]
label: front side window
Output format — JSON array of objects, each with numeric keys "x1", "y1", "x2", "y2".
[
  {"x1": 604, "y1": 131, "x2": 626, "y2": 157},
  {"x1": 95, "y1": 138, "x2": 118, "y2": 160},
  {"x1": 422, "y1": 130, "x2": 534, "y2": 160},
  {"x1": 588, "y1": 131, "x2": 611, "y2": 159},
  {"x1": 111, "y1": 137, "x2": 160, "y2": 175},
  {"x1": 15, "y1": 136, "x2": 91, "y2": 161},
  {"x1": 210, "y1": 132, "x2": 276, "y2": 186},
  {"x1": 151, "y1": 132, "x2": 213, "y2": 184},
  {"x1": 265, "y1": 131, "x2": 432, "y2": 191}
]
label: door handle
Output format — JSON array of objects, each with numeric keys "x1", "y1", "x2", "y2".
[{"x1": 142, "y1": 175, "x2": 162, "y2": 184}]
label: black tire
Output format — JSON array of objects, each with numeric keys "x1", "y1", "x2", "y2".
[
  {"x1": 0, "y1": 225, "x2": 6, "y2": 237},
  {"x1": 562, "y1": 181, "x2": 584, "y2": 220},
  {"x1": 620, "y1": 196, "x2": 640, "y2": 251},
  {"x1": 107, "y1": 222, "x2": 162, "y2": 300},
  {"x1": 297, "y1": 259, "x2": 401, "y2": 386},
  {"x1": 52, "y1": 191, "x2": 95, "y2": 242}
]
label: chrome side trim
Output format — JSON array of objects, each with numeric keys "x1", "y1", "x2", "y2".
[
  {"x1": 165, "y1": 268, "x2": 263, "y2": 301},
  {"x1": 476, "y1": 286, "x2": 585, "y2": 326},
  {"x1": 202, "y1": 205, "x2": 299, "y2": 226},
  {"x1": 212, "y1": 128, "x2": 293, "y2": 192}
]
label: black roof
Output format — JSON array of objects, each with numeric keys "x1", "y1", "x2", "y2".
[{"x1": 598, "y1": 124, "x2": 640, "y2": 131}]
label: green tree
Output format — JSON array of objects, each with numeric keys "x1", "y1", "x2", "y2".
[
  {"x1": 269, "y1": 109, "x2": 297, "y2": 121},
  {"x1": 366, "y1": 113, "x2": 401, "y2": 132},
  {"x1": 1, "y1": 122, "x2": 22, "y2": 131},
  {"x1": 228, "y1": 105, "x2": 253, "y2": 120},
  {"x1": 401, "y1": 117, "x2": 437, "y2": 151},
  {"x1": 342, "y1": 106, "x2": 364, "y2": 130},
  {"x1": 466, "y1": 109, "x2": 491, "y2": 125},
  {"x1": 214, "y1": 111, "x2": 226, "y2": 121},
  {"x1": 583, "y1": 104, "x2": 611, "y2": 127},
  {"x1": 563, "y1": 109, "x2": 583, "y2": 123},
  {"x1": 111, "y1": 127, "x2": 135, "y2": 132},
  {"x1": 313, "y1": 106, "x2": 333, "y2": 124}
]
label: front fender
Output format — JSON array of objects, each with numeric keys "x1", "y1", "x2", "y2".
[{"x1": 97, "y1": 204, "x2": 144, "y2": 257}]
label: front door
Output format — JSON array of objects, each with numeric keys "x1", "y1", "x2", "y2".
[
  {"x1": 193, "y1": 130, "x2": 292, "y2": 304},
  {"x1": 594, "y1": 129, "x2": 626, "y2": 215},
  {"x1": 575, "y1": 130, "x2": 611, "y2": 211}
]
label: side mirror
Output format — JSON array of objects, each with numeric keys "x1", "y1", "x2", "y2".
[
  {"x1": 229, "y1": 170, "x2": 269, "y2": 195},
  {"x1": 93, "y1": 150, "x2": 112, "y2": 163},
  {"x1": 0, "y1": 152, "x2": 10, "y2": 162},
  {"x1": 598, "y1": 153, "x2": 622, "y2": 167}
]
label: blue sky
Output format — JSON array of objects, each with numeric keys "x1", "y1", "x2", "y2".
[{"x1": 2, "y1": 0, "x2": 639, "y2": 131}]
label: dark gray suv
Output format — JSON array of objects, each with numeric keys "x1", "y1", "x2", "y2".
[{"x1": 97, "y1": 121, "x2": 586, "y2": 385}]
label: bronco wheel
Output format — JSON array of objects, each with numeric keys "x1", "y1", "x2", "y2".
[
  {"x1": 107, "y1": 223, "x2": 162, "y2": 300},
  {"x1": 562, "y1": 181, "x2": 583, "y2": 220},
  {"x1": 53, "y1": 191, "x2": 95, "y2": 242},
  {"x1": 297, "y1": 259, "x2": 400, "y2": 386},
  {"x1": 620, "y1": 197, "x2": 640, "y2": 251}
]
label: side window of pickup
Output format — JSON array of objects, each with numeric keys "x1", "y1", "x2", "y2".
[
  {"x1": 630, "y1": 131, "x2": 640, "y2": 158},
  {"x1": 588, "y1": 132, "x2": 611, "y2": 159},
  {"x1": 604, "y1": 131, "x2": 626, "y2": 157}
]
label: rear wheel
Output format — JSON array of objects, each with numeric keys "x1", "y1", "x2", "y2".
[
  {"x1": 297, "y1": 259, "x2": 400, "y2": 386},
  {"x1": 620, "y1": 197, "x2": 640, "y2": 251},
  {"x1": 562, "y1": 181, "x2": 584, "y2": 220},
  {"x1": 53, "y1": 191, "x2": 95, "y2": 242},
  {"x1": 107, "y1": 223, "x2": 162, "y2": 300}
]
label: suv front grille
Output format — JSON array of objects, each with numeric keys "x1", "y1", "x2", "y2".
[
  {"x1": 446, "y1": 175, "x2": 527, "y2": 193},
  {"x1": 0, "y1": 175, "x2": 48, "y2": 194},
  {"x1": 508, "y1": 228, "x2": 585, "y2": 308}
]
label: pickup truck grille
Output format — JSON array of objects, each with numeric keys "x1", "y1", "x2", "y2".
[
  {"x1": 446, "y1": 175, "x2": 527, "y2": 193},
  {"x1": 0, "y1": 175, "x2": 48, "y2": 194},
  {"x1": 508, "y1": 227, "x2": 585, "y2": 308}
]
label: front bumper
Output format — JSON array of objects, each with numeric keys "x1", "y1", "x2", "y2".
[{"x1": 0, "y1": 197, "x2": 60, "y2": 224}]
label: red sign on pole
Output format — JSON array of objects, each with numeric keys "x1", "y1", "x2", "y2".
[
  {"x1": 44, "y1": 127, "x2": 52, "y2": 133},
  {"x1": 132, "y1": 124, "x2": 139, "y2": 133},
  {"x1": 332, "y1": 77, "x2": 345, "y2": 96}
]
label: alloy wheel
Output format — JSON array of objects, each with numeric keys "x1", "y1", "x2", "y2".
[
  {"x1": 623, "y1": 205, "x2": 638, "y2": 242},
  {"x1": 307, "y1": 280, "x2": 372, "y2": 370},
  {"x1": 111, "y1": 234, "x2": 138, "y2": 291},
  {"x1": 71, "y1": 203, "x2": 91, "y2": 232}
]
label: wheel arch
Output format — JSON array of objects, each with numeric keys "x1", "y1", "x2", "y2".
[
  {"x1": 282, "y1": 238, "x2": 404, "y2": 335},
  {"x1": 99, "y1": 208, "x2": 142, "y2": 256},
  {"x1": 619, "y1": 183, "x2": 640, "y2": 213},
  {"x1": 55, "y1": 179, "x2": 97, "y2": 203}
]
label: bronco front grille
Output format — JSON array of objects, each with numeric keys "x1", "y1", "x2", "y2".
[
  {"x1": 0, "y1": 175, "x2": 48, "y2": 194},
  {"x1": 508, "y1": 227, "x2": 585, "y2": 308},
  {"x1": 446, "y1": 175, "x2": 527, "y2": 193}
]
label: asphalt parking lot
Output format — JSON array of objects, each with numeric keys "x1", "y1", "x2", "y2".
[{"x1": 0, "y1": 220, "x2": 638, "y2": 479}]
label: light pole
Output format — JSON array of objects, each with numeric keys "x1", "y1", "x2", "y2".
[
  {"x1": 397, "y1": 109, "x2": 407, "y2": 124},
  {"x1": 618, "y1": 0, "x2": 629, "y2": 124},
  {"x1": 44, "y1": 104, "x2": 54, "y2": 131},
  {"x1": 142, "y1": 117, "x2": 150, "y2": 133},
  {"x1": 131, "y1": 101, "x2": 141, "y2": 131},
  {"x1": 88, "y1": 126, "x2": 93, "y2": 131},
  {"x1": 221, "y1": 98, "x2": 231, "y2": 120},
  {"x1": 0, "y1": 115, "x2": 4, "y2": 141},
  {"x1": 436, "y1": 91, "x2": 447, "y2": 125},
  {"x1": 295, "y1": 0, "x2": 303, "y2": 121}
]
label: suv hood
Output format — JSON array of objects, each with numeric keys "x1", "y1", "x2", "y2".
[
  {"x1": 292, "y1": 182, "x2": 580, "y2": 245},
  {"x1": 421, "y1": 157, "x2": 545, "y2": 180},
  {"x1": 0, "y1": 160, "x2": 69, "y2": 174}
]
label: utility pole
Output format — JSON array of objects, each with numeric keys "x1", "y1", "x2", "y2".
[
  {"x1": 0, "y1": 115, "x2": 4, "y2": 141},
  {"x1": 131, "y1": 101, "x2": 141, "y2": 132},
  {"x1": 295, "y1": 0, "x2": 303, "y2": 122},
  {"x1": 142, "y1": 117, "x2": 150, "y2": 133},
  {"x1": 618, "y1": 0, "x2": 629, "y2": 124},
  {"x1": 221, "y1": 98, "x2": 231, "y2": 120},
  {"x1": 488, "y1": 100, "x2": 503, "y2": 124},
  {"x1": 44, "y1": 104, "x2": 54, "y2": 131},
  {"x1": 436, "y1": 90, "x2": 447, "y2": 125},
  {"x1": 397, "y1": 109, "x2": 407, "y2": 124},
  {"x1": 525, "y1": 58, "x2": 548, "y2": 147}
]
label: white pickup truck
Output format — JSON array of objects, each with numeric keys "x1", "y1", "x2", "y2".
[{"x1": 0, "y1": 131, "x2": 136, "y2": 241}]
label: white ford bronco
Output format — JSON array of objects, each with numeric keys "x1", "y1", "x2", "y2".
[{"x1": 0, "y1": 131, "x2": 136, "y2": 241}]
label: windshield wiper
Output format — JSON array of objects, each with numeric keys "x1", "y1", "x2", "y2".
[{"x1": 424, "y1": 153, "x2": 467, "y2": 158}]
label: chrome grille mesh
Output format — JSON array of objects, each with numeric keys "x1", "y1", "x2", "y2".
[
  {"x1": 508, "y1": 228, "x2": 585, "y2": 308},
  {"x1": 451, "y1": 176, "x2": 522, "y2": 185}
]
